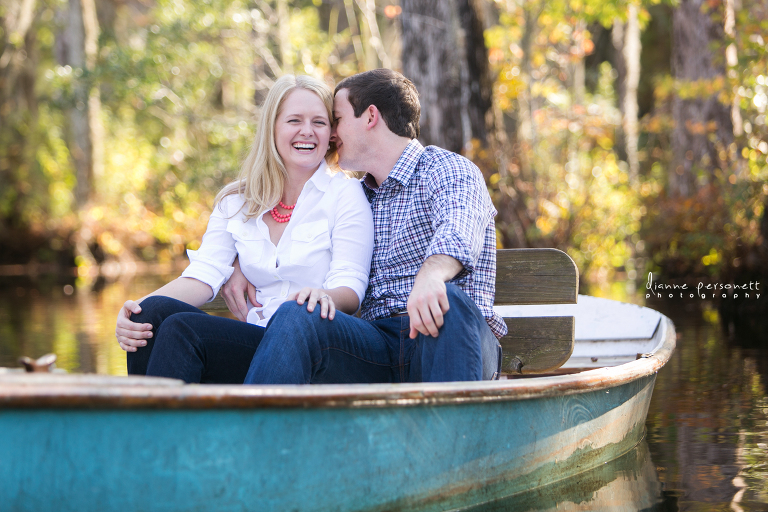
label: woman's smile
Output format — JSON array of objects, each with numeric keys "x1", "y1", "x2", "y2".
[{"x1": 275, "y1": 88, "x2": 331, "y2": 175}]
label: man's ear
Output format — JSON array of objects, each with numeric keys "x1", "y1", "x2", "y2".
[{"x1": 365, "y1": 105, "x2": 381, "y2": 130}]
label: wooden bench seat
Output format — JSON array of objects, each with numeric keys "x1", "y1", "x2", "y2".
[{"x1": 202, "y1": 248, "x2": 578, "y2": 376}]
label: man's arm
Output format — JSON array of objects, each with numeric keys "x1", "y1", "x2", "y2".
[
  {"x1": 220, "y1": 257, "x2": 260, "y2": 321},
  {"x1": 406, "y1": 254, "x2": 463, "y2": 339},
  {"x1": 407, "y1": 154, "x2": 494, "y2": 339}
]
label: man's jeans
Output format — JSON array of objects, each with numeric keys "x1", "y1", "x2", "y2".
[
  {"x1": 127, "y1": 296, "x2": 266, "y2": 383},
  {"x1": 244, "y1": 284, "x2": 501, "y2": 384}
]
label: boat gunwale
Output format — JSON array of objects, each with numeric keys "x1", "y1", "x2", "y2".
[{"x1": 0, "y1": 316, "x2": 675, "y2": 411}]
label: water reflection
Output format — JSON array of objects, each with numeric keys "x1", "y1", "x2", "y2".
[
  {"x1": 0, "y1": 276, "x2": 767, "y2": 510},
  {"x1": 0, "y1": 274, "x2": 175, "y2": 375},
  {"x1": 646, "y1": 298, "x2": 768, "y2": 511},
  {"x1": 465, "y1": 442, "x2": 665, "y2": 511}
]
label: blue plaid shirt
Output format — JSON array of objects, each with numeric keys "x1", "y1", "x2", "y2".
[{"x1": 360, "y1": 140, "x2": 507, "y2": 339}]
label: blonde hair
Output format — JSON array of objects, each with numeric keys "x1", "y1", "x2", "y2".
[{"x1": 215, "y1": 74, "x2": 337, "y2": 218}]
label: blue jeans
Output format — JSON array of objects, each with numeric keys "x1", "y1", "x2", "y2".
[
  {"x1": 244, "y1": 284, "x2": 501, "y2": 384},
  {"x1": 127, "y1": 296, "x2": 265, "y2": 384}
]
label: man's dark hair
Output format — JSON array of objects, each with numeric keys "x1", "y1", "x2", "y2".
[{"x1": 335, "y1": 69, "x2": 420, "y2": 139}]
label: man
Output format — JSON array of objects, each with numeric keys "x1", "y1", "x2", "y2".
[{"x1": 230, "y1": 69, "x2": 506, "y2": 384}]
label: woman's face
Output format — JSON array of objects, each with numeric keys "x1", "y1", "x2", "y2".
[{"x1": 274, "y1": 88, "x2": 331, "y2": 176}]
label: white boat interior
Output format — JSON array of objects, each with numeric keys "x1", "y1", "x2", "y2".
[{"x1": 495, "y1": 295, "x2": 664, "y2": 370}]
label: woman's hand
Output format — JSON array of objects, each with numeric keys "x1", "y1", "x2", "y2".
[
  {"x1": 115, "y1": 300, "x2": 153, "y2": 352},
  {"x1": 221, "y1": 258, "x2": 261, "y2": 322},
  {"x1": 289, "y1": 287, "x2": 336, "y2": 320}
]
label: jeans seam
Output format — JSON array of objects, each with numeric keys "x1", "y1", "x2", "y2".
[
  {"x1": 400, "y1": 317, "x2": 410, "y2": 382},
  {"x1": 318, "y1": 347, "x2": 395, "y2": 367}
]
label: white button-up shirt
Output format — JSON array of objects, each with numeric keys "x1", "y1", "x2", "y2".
[{"x1": 181, "y1": 162, "x2": 374, "y2": 327}]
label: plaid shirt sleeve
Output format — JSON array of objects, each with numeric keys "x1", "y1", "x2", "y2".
[{"x1": 424, "y1": 153, "x2": 494, "y2": 275}]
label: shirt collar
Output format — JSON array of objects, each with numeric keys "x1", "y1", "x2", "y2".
[
  {"x1": 306, "y1": 159, "x2": 333, "y2": 192},
  {"x1": 363, "y1": 139, "x2": 424, "y2": 192}
]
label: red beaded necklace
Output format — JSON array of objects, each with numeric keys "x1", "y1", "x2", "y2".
[{"x1": 270, "y1": 200, "x2": 296, "y2": 223}]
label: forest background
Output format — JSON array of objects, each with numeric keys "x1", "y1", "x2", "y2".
[{"x1": 1, "y1": 0, "x2": 767, "y2": 321}]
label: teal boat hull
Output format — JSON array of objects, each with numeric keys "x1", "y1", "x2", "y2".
[{"x1": 0, "y1": 302, "x2": 675, "y2": 512}]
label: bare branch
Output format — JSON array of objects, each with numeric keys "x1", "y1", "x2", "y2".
[{"x1": 354, "y1": 0, "x2": 391, "y2": 68}]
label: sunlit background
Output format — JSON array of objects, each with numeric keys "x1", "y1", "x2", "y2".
[
  {"x1": 1, "y1": 0, "x2": 766, "y2": 286},
  {"x1": 1, "y1": 0, "x2": 768, "y2": 509}
]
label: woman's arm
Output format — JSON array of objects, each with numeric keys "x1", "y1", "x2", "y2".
[
  {"x1": 116, "y1": 198, "x2": 239, "y2": 352},
  {"x1": 115, "y1": 277, "x2": 214, "y2": 352},
  {"x1": 141, "y1": 276, "x2": 215, "y2": 305}
]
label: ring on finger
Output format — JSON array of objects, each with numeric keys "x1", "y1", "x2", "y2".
[{"x1": 319, "y1": 294, "x2": 329, "y2": 300}]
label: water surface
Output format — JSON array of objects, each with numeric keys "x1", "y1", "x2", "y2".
[{"x1": 0, "y1": 274, "x2": 766, "y2": 510}]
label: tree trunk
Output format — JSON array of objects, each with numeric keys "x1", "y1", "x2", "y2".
[
  {"x1": 724, "y1": 0, "x2": 742, "y2": 136},
  {"x1": 516, "y1": 3, "x2": 542, "y2": 181},
  {"x1": 400, "y1": 0, "x2": 462, "y2": 152},
  {"x1": 82, "y1": 0, "x2": 102, "y2": 180},
  {"x1": 400, "y1": 0, "x2": 493, "y2": 153},
  {"x1": 612, "y1": 4, "x2": 641, "y2": 181},
  {"x1": 670, "y1": 0, "x2": 733, "y2": 198},
  {"x1": 276, "y1": 0, "x2": 292, "y2": 73},
  {"x1": 57, "y1": 0, "x2": 94, "y2": 205},
  {"x1": 0, "y1": 0, "x2": 39, "y2": 227},
  {"x1": 456, "y1": 0, "x2": 494, "y2": 147}
]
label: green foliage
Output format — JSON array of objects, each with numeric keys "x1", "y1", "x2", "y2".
[
  {"x1": 1, "y1": 0, "x2": 766, "y2": 290},
  {"x1": 485, "y1": 0, "x2": 768, "y2": 285},
  {"x1": 1, "y1": 0, "x2": 394, "y2": 266},
  {"x1": 638, "y1": 1, "x2": 768, "y2": 279},
  {"x1": 486, "y1": 3, "x2": 648, "y2": 283}
]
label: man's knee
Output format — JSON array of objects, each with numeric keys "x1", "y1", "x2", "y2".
[{"x1": 444, "y1": 284, "x2": 476, "y2": 313}]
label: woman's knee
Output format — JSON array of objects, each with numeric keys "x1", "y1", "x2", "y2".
[
  {"x1": 155, "y1": 312, "x2": 200, "y2": 341},
  {"x1": 130, "y1": 296, "x2": 199, "y2": 325},
  {"x1": 267, "y1": 300, "x2": 323, "y2": 328}
]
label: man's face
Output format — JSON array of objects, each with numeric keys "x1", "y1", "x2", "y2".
[{"x1": 332, "y1": 88, "x2": 369, "y2": 173}]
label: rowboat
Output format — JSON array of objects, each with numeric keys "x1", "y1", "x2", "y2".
[{"x1": 0, "y1": 250, "x2": 675, "y2": 511}]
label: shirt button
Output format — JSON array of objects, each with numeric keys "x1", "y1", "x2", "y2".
[{"x1": 280, "y1": 290, "x2": 287, "y2": 298}]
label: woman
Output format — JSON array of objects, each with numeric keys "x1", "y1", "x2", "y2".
[{"x1": 115, "y1": 75, "x2": 373, "y2": 383}]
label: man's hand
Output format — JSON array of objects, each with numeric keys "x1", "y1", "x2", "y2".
[
  {"x1": 406, "y1": 255, "x2": 463, "y2": 339},
  {"x1": 221, "y1": 258, "x2": 260, "y2": 321},
  {"x1": 115, "y1": 300, "x2": 152, "y2": 352}
]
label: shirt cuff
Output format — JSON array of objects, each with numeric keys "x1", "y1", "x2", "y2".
[
  {"x1": 181, "y1": 249, "x2": 235, "y2": 301},
  {"x1": 426, "y1": 232, "x2": 477, "y2": 276},
  {"x1": 323, "y1": 260, "x2": 370, "y2": 307}
]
